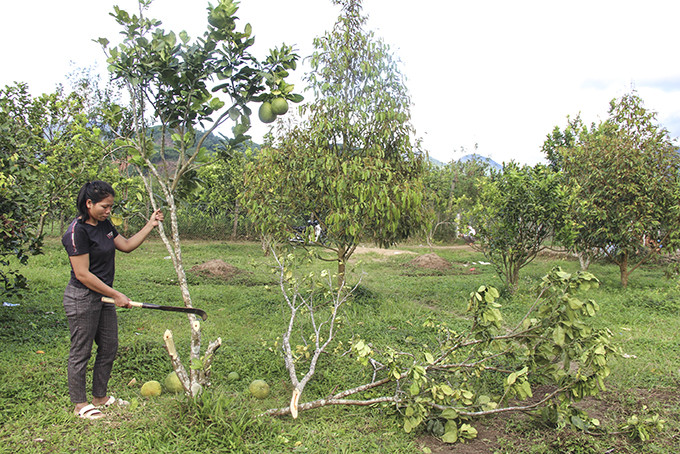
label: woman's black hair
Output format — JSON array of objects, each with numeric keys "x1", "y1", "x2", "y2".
[{"x1": 76, "y1": 180, "x2": 115, "y2": 222}]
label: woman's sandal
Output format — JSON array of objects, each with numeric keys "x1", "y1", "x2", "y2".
[
  {"x1": 77, "y1": 404, "x2": 104, "y2": 420},
  {"x1": 98, "y1": 396, "x2": 130, "y2": 408}
]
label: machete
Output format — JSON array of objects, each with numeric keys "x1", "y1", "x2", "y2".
[{"x1": 101, "y1": 297, "x2": 208, "y2": 321}]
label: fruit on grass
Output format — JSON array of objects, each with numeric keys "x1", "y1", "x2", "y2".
[
  {"x1": 164, "y1": 372, "x2": 183, "y2": 393},
  {"x1": 227, "y1": 371, "x2": 240, "y2": 381},
  {"x1": 258, "y1": 102, "x2": 276, "y2": 123},
  {"x1": 249, "y1": 379, "x2": 270, "y2": 399},
  {"x1": 270, "y1": 97, "x2": 289, "y2": 115},
  {"x1": 140, "y1": 380, "x2": 162, "y2": 397}
]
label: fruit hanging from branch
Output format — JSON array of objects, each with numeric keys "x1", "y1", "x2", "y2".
[
  {"x1": 271, "y1": 97, "x2": 289, "y2": 115},
  {"x1": 258, "y1": 101, "x2": 276, "y2": 123}
]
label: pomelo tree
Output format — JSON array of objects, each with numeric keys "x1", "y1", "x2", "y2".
[
  {"x1": 0, "y1": 84, "x2": 43, "y2": 296},
  {"x1": 558, "y1": 92, "x2": 680, "y2": 287},
  {"x1": 467, "y1": 162, "x2": 572, "y2": 293},
  {"x1": 242, "y1": 0, "x2": 427, "y2": 284},
  {"x1": 0, "y1": 83, "x2": 113, "y2": 295},
  {"x1": 99, "y1": 0, "x2": 302, "y2": 395},
  {"x1": 29, "y1": 87, "x2": 118, "y2": 236}
]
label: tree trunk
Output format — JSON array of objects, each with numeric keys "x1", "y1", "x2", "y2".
[
  {"x1": 506, "y1": 259, "x2": 521, "y2": 294},
  {"x1": 338, "y1": 249, "x2": 346, "y2": 287},
  {"x1": 36, "y1": 213, "x2": 47, "y2": 239},
  {"x1": 231, "y1": 203, "x2": 240, "y2": 240},
  {"x1": 139, "y1": 165, "x2": 220, "y2": 396},
  {"x1": 619, "y1": 253, "x2": 629, "y2": 288}
]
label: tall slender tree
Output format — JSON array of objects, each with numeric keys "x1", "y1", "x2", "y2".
[{"x1": 243, "y1": 0, "x2": 427, "y2": 283}]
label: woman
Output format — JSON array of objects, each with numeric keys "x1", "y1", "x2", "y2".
[{"x1": 62, "y1": 180, "x2": 163, "y2": 420}]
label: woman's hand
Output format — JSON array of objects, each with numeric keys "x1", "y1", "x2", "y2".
[
  {"x1": 115, "y1": 209, "x2": 164, "y2": 253},
  {"x1": 111, "y1": 292, "x2": 132, "y2": 308},
  {"x1": 148, "y1": 209, "x2": 164, "y2": 228}
]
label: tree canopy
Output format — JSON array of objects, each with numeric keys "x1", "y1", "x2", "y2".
[
  {"x1": 469, "y1": 162, "x2": 571, "y2": 292},
  {"x1": 558, "y1": 92, "x2": 680, "y2": 287},
  {"x1": 242, "y1": 0, "x2": 427, "y2": 281}
]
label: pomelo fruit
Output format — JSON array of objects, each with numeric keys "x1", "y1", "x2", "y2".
[
  {"x1": 140, "y1": 380, "x2": 162, "y2": 397},
  {"x1": 227, "y1": 371, "x2": 240, "y2": 382},
  {"x1": 258, "y1": 102, "x2": 276, "y2": 123},
  {"x1": 248, "y1": 379, "x2": 270, "y2": 399},
  {"x1": 270, "y1": 97, "x2": 289, "y2": 115},
  {"x1": 164, "y1": 372, "x2": 183, "y2": 393}
]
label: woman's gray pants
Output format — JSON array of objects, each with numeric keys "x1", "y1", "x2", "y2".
[{"x1": 63, "y1": 283, "x2": 118, "y2": 404}]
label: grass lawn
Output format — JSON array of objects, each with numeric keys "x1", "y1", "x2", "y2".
[{"x1": 1, "y1": 238, "x2": 678, "y2": 453}]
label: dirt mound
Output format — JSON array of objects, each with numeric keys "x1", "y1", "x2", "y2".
[
  {"x1": 190, "y1": 259, "x2": 242, "y2": 280},
  {"x1": 407, "y1": 253, "x2": 452, "y2": 271}
]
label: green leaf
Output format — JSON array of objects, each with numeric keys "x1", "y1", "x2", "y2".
[
  {"x1": 441, "y1": 408, "x2": 458, "y2": 420},
  {"x1": 459, "y1": 423, "x2": 478, "y2": 439},
  {"x1": 520, "y1": 380, "x2": 532, "y2": 398},
  {"x1": 571, "y1": 415, "x2": 586, "y2": 430},
  {"x1": 553, "y1": 326, "x2": 566, "y2": 346},
  {"x1": 440, "y1": 384, "x2": 454, "y2": 396},
  {"x1": 567, "y1": 297, "x2": 584, "y2": 310},
  {"x1": 441, "y1": 422, "x2": 458, "y2": 443}
]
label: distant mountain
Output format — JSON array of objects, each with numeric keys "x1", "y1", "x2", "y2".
[
  {"x1": 428, "y1": 155, "x2": 445, "y2": 167},
  {"x1": 428, "y1": 153, "x2": 502, "y2": 170},
  {"x1": 458, "y1": 153, "x2": 502, "y2": 170}
]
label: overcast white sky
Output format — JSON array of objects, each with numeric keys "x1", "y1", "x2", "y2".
[{"x1": 2, "y1": 0, "x2": 679, "y2": 165}]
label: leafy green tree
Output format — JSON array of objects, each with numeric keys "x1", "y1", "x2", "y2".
[
  {"x1": 541, "y1": 115, "x2": 594, "y2": 172},
  {"x1": 99, "y1": 0, "x2": 302, "y2": 395},
  {"x1": 560, "y1": 92, "x2": 680, "y2": 287},
  {"x1": 187, "y1": 145, "x2": 257, "y2": 239},
  {"x1": 423, "y1": 155, "x2": 490, "y2": 246},
  {"x1": 30, "y1": 87, "x2": 117, "y2": 236},
  {"x1": 469, "y1": 163, "x2": 571, "y2": 293},
  {"x1": 541, "y1": 116, "x2": 604, "y2": 270},
  {"x1": 0, "y1": 79, "x2": 122, "y2": 295},
  {"x1": 242, "y1": 0, "x2": 427, "y2": 282},
  {"x1": 0, "y1": 84, "x2": 44, "y2": 296}
]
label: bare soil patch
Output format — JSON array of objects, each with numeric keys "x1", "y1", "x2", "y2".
[
  {"x1": 401, "y1": 252, "x2": 482, "y2": 276},
  {"x1": 407, "y1": 253, "x2": 453, "y2": 271},
  {"x1": 418, "y1": 386, "x2": 680, "y2": 453},
  {"x1": 189, "y1": 259, "x2": 244, "y2": 280},
  {"x1": 353, "y1": 246, "x2": 417, "y2": 256}
]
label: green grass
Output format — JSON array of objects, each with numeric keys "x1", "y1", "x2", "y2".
[{"x1": 1, "y1": 239, "x2": 679, "y2": 453}]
